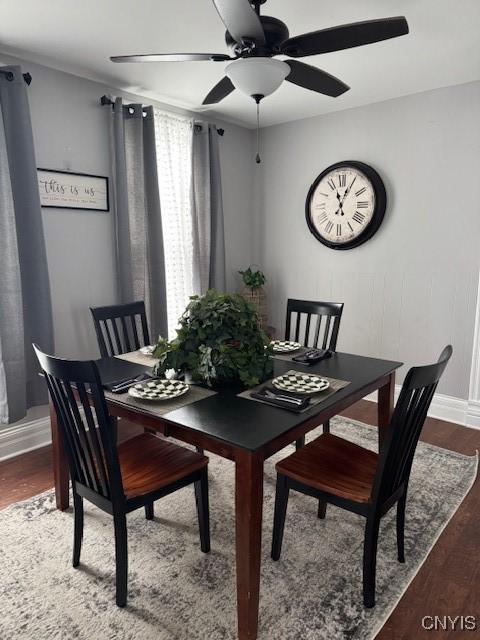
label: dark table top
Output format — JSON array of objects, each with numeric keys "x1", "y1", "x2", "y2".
[{"x1": 97, "y1": 352, "x2": 402, "y2": 453}]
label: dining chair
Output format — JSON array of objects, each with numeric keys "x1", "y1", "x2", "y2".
[
  {"x1": 285, "y1": 299, "x2": 344, "y2": 444},
  {"x1": 90, "y1": 301, "x2": 151, "y2": 357},
  {"x1": 271, "y1": 345, "x2": 452, "y2": 608},
  {"x1": 34, "y1": 345, "x2": 210, "y2": 608},
  {"x1": 90, "y1": 301, "x2": 205, "y2": 455}
]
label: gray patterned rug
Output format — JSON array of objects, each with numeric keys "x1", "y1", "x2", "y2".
[{"x1": 0, "y1": 418, "x2": 477, "y2": 640}]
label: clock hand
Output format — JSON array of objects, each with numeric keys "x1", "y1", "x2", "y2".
[
  {"x1": 334, "y1": 188, "x2": 345, "y2": 214},
  {"x1": 339, "y1": 176, "x2": 357, "y2": 206}
]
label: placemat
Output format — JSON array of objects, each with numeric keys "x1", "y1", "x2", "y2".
[
  {"x1": 116, "y1": 350, "x2": 159, "y2": 367},
  {"x1": 105, "y1": 383, "x2": 217, "y2": 417},
  {"x1": 271, "y1": 346, "x2": 309, "y2": 362},
  {"x1": 112, "y1": 351, "x2": 217, "y2": 414},
  {"x1": 238, "y1": 370, "x2": 350, "y2": 413}
]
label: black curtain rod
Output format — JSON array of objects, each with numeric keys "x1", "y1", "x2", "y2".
[
  {"x1": 0, "y1": 69, "x2": 32, "y2": 85},
  {"x1": 100, "y1": 94, "x2": 224, "y2": 136}
]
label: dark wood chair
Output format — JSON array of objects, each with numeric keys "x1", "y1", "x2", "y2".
[
  {"x1": 90, "y1": 301, "x2": 151, "y2": 357},
  {"x1": 34, "y1": 345, "x2": 210, "y2": 608},
  {"x1": 285, "y1": 299, "x2": 344, "y2": 444},
  {"x1": 271, "y1": 345, "x2": 452, "y2": 608},
  {"x1": 90, "y1": 301, "x2": 205, "y2": 455}
]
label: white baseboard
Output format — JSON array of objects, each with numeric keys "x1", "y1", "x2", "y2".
[
  {"x1": 364, "y1": 385, "x2": 480, "y2": 430},
  {"x1": 466, "y1": 400, "x2": 480, "y2": 429},
  {"x1": 0, "y1": 416, "x2": 52, "y2": 461}
]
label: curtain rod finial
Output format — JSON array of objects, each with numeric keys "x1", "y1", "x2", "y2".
[{"x1": 100, "y1": 94, "x2": 114, "y2": 107}]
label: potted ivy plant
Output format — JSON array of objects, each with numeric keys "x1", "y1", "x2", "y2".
[
  {"x1": 152, "y1": 290, "x2": 273, "y2": 388},
  {"x1": 239, "y1": 266, "x2": 268, "y2": 329}
]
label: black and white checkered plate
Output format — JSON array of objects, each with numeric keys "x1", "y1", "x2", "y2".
[
  {"x1": 270, "y1": 340, "x2": 302, "y2": 353},
  {"x1": 272, "y1": 372, "x2": 330, "y2": 395},
  {"x1": 128, "y1": 378, "x2": 189, "y2": 402}
]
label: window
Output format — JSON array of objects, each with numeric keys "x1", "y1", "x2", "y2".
[{"x1": 154, "y1": 110, "x2": 195, "y2": 338}]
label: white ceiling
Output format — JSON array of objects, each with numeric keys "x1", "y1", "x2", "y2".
[{"x1": 1, "y1": 0, "x2": 479, "y2": 128}]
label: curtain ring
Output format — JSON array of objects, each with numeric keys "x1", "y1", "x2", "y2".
[{"x1": 0, "y1": 70, "x2": 14, "y2": 81}]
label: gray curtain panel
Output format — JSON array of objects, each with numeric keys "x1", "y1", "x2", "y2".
[
  {"x1": 0, "y1": 66, "x2": 54, "y2": 424},
  {"x1": 110, "y1": 98, "x2": 168, "y2": 341},
  {"x1": 192, "y1": 124, "x2": 226, "y2": 293}
]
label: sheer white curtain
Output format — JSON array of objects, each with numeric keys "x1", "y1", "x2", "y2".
[{"x1": 154, "y1": 110, "x2": 195, "y2": 338}]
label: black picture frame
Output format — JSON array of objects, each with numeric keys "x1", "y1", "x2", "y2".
[
  {"x1": 305, "y1": 160, "x2": 387, "y2": 250},
  {"x1": 37, "y1": 168, "x2": 110, "y2": 212}
]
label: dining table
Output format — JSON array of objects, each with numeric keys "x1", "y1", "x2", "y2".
[{"x1": 49, "y1": 349, "x2": 402, "y2": 640}]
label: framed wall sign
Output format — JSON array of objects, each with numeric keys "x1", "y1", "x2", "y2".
[{"x1": 37, "y1": 169, "x2": 109, "y2": 211}]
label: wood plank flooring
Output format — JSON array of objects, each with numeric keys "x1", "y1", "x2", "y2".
[{"x1": 1, "y1": 401, "x2": 478, "y2": 638}]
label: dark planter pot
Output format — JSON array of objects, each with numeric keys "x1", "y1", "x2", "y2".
[{"x1": 182, "y1": 370, "x2": 246, "y2": 393}]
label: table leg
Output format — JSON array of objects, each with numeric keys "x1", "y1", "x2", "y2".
[
  {"x1": 50, "y1": 397, "x2": 69, "y2": 511},
  {"x1": 235, "y1": 450, "x2": 264, "y2": 640},
  {"x1": 378, "y1": 372, "x2": 395, "y2": 449}
]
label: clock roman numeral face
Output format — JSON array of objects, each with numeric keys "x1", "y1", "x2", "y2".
[{"x1": 309, "y1": 166, "x2": 376, "y2": 245}]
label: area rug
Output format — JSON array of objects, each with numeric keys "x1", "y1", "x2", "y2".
[{"x1": 0, "y1": 418, "x2": 477, "y2": 640}]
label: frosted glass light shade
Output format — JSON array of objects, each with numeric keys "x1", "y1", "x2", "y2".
[{"x1": 225, "y1": 57, "x2": 289, "y2": 98}]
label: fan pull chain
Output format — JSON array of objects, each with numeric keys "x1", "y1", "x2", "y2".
[{"x1": 255, "y1": 99, "x2": 261, "y2": 164}]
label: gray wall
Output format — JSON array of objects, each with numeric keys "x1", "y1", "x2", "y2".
[
  {"x1": 2, "y1": 54, "x2": 255, "y2": 360},
  {"x1": 254, "y1": 82, "x2": 480, "y2": 399},
  {"x1": 3, "y1": 50, "x2": 478, "y2": 403}
]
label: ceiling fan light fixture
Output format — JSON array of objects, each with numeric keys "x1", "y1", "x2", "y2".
[{"x1": 225, "y1": 57, "x2": 289, "y2": 99}]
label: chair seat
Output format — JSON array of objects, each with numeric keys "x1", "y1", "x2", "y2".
[
  {"x1": 276, "y1": 433, "x2": 378, "y2": 503},
  {"x1": 118, "y1": 433, "x2": 208, "y2": 499}
]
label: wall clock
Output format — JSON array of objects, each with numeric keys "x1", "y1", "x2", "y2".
[{"x1": 305, "y1": 160, "x2": 387, "y2": 250}]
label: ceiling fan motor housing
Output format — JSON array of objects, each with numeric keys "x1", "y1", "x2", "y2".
[
  {"x1": 225, "y1": 15, "x2": 289, "y2": 56},
  {"x1": 226, "y1": 57, "x2": 290, "y2": 98}
]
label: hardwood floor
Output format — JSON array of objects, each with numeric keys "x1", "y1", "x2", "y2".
[{"x1": 1, "y1": 402, "x2": 478, "y2": 638}]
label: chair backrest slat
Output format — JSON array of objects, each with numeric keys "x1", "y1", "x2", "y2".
[
  {"x1": 48, "y1": 376, "x2": 85, "y2": 484},
  {"x1": 120, "y1": 315, "x2": 132, "y2": 353},
  {"x1": 304, "y1": 313, "x2": 311, "y2": 345},
  {"x1": 294, "y1": 313, "x2": 301, "y2": 342},
  {"x1": 110, "y1": 318, "x2": 123, "y2": 355},
  {"x1": 104, "y1": 320, "x2": 116, "y2": 357},
  {"x1": 90, "y1": 301, "x2": 151, "y2": 357},
  {"x1": 77, "y1": 383, "x2": 110, "y2": 497},
  {"x1": 371, "y1": 346, "x2": 452, "y2": 508},
  {"x1": 285, "y1": 299, "x2": 344, "y2": 350},
  {"x1": 330, "y1": 316, "x2": 342, "y2": 352},
  {"x1": 322, "y1": 316, "x2": 332, "y2": 349},
  {"x1": 64, "y1": 381, "x2": 100, "y2": 493},
  {"x1": 34, "y1": 345, "x2": 124, "y2": 504},
  {"x1": 130, "y1": 315, "x2": 140, "y2": 350},
  {"x1": 313, "y1": 316, "x2": 322, "y2": 347}
]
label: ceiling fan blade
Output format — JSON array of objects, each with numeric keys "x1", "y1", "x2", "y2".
[
  {"x1": 281, "y1": 16, "x2": 409, "y2": 57},
  {"x1": 285, "y1": 60, "x2": 349, "y2": 97},
  {"x1": 202, "y1": 76, "x2": 235, "y2": 104},
  {"x1": 212, "y1": 0, "x2": 266, "y2": 45},
  {"x1": 110, "y1": 53, "x2": 233, "y2": 63}
]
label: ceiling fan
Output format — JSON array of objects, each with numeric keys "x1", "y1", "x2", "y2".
[{"x1": 111, "y1": 0, "x2": 409, "y2": 106}]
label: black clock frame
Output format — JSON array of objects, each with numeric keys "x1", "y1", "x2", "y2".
[{"x1": 305, "y1": 160, "x2": 387, "y2": 250}]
